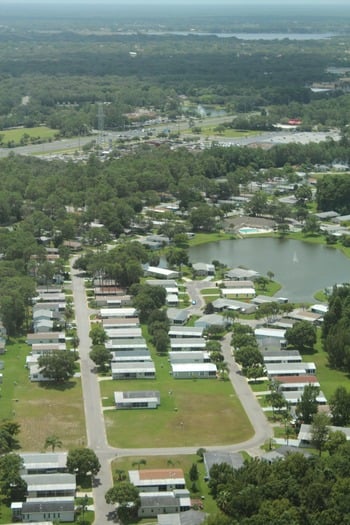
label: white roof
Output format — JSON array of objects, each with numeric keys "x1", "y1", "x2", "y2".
[
  {"x1": 129, "y1": 469, "x2": 185, "y2": 487},
  {"x1": 114, "y1": 390, "x2": 160, "y2": 404},
  {"x1": 20, "y1": 452, "x2": 67, "y2": 471},
  {"x1": 106, "y1": 327, "x2": 142, "y2": 339},
  {"x1": 282, "y1": 390, "x2": 326, "y2": 404},
  {"x1": 169, "y1": 326, "x2": 203, "y2": 337},
  {"x1": 170, "y1": 338, "x2": 206, "y2": 349},
  {"x1": 23, "y1": 473, "x2": 76, "y2": 491},
  {"x1": 255, "y1": 328, "x2": 286, "y2": 338},
  {"x1": 111, "y1": 362, "x2": 155, "y2": 373},
  {"x1": 100, "y1": 308, "x2": 137, "y2": 318},
  {"x1": 266, "y1": 362, "x2": 316, "y2": 375},
  {"x1": 222, "y1": 288, "x2": 255, "y2": 296},
  {"x1": 299, "y1": 423, "x2": 350, "y2": 442},
  {"x1": 171, "y1": 363, "x2": 217, "y2": 373}
]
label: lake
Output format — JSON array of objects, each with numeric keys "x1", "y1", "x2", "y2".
[
  {"x1": 145, "y1": 31, "x2": 336, "y2": 41},
  {"x1": 189, "y1": 238, "x2": 350, "y2": 303}
]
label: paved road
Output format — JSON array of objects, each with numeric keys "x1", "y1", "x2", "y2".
[
  {"x1": 70, "y1": 262, "x2": 116, "y2": 524},
  {"x1": 70, "y1": 265, "x2": 272, "y2": 524}
]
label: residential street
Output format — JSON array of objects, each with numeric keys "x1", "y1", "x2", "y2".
[{"x1": 70, "y1": 264, "x2": 272, "y2": 524}]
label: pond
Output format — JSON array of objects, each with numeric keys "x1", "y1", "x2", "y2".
[{"x1": 189, "y1": 238, "x2": 350, "y2": 303}]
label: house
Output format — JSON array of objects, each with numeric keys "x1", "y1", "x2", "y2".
[
  {"x1": 95, "y1": 295, "x2": 132, "y2": 308},
  {"x1": 36, "y1": 292, "x2": 66, "y2": 303},
  {"x1": 102, "y1": 317, "x2": 140, "y2": 329},
  {"x1": 33, "y1": 302, "x2": 65, "y2": 314},
  {"x1": 221, "y1": 287, "x2": 255, "y2": 299},
  {"x1": 171, "y1": 363, "x2": 217, "y2": 379},
  {"x1": 111, "y1": 349, "x2": 152, "y2": 363},
  {"x1": 27, "y1": 333, "x2": 65, "y2": 345},
  {"x1": 261, "y1": 445, "x2": 312, "y2": 463},
  {"x1": 170, "y1": 338, "x2": 206, "y2": 351},
  {"x1": 106, "y1": 337, "x2": 148, "y2": 351},
  {"x1": 253, "y1": 295, "x2": 288, "y2": 306},
  {"x1": 114, "y1": 390, "x2": 160, "y2": 409},
  {"x1": 261, "y1": 350, "x2": 302, "y2": 364},
  {"x1": 167, "y1": 309, "x2": 189, "y2": 325},
  {"x1": 99, "y1": 307, "x2": 138, "y2": 319},
  {"x1": 192, "y1": 262, "x2": 215, "y2": 276},
  {"x1": 138, "y1": 492, "x2": 190, "y2": 518},
  {"x1": 31, "y1": 343, "x2": 67, "y2": 356},
  {"x1": 298, "y1": 423, "x2": 350, "y2": 445},
  {"x1": 169, "y1": 351, "x2": 210, "y2": 364},
  {"x1": 265, "y1": 362, "x2": 316, "y2": 378},
  {"x1": 105, "y1": 327, "x2": 142, "y2": 340},
  {"x1": 20, "y1": 453, "x2": 68, "y2": 475},
  {"x1": 273, "y1": 375, "x2": 320, "y2": 391},
  {"x1": 111, "y1": 361, "x2": 156, "y2": 380},
  {"x1": 282, "y1": 389, "x2": 327, "y2": 405},
  {"x1": 212, "y1": 298, "x2": 256, "y2": 315},
  {"x1": 168, "y1": 326, "x2": 204, "y2": 338},
  {"x1": 129, "y1": 469, "x2": 186, "y2": 492},
  {"x1": 255, "y1": 328, "x2": 286, "y2": 349},
  {"x1": 287, "y1": 309, "x2": 322, "y2": 324},
  {"x1": 166, "y1": 294, "x2": 179, "y2": 307},
  {"x1": 145, "y1": 267, "x2": 179, "y2": 280},
  {"x1": 28, "y1": 362, "x2": 54, "y2": 382},
  {"x1": 310, "y1": 304, "x2": 328, "y2": 315},
  {"x1": 147, "y1": 279, "x2": 178, "y2": 290},
  {"x1": 34, "y1": 319, "x2": 55, "y2": 333},
  {"x1": 194, "y1": 314, "x2": 227, "y2": 329},
  {"x1": 22, "y1": 473, "x2": 76, "y2": 498},
  {"x1": 221, "y1": 280, "x2": 254, "y2": 289},
  {"x1": 203, "y1": 451, "x2": 244, "y2": 479},
  {"x1": 12, "y1": 499, "x2": 75, "y2": 523},
  {"x1": 224, "y1": 268, "x2": 260, "y2": 281}
]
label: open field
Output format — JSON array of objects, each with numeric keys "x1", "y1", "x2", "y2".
[
  {"x1": 101, "y1": 354, "x2": 253, "y2": 448},
  {"x1": 0, "y1": 339, "x2": 86, "y2": 451},
  {"x1": 1, "y1": 126, "x2": 58, "y2": 146}
]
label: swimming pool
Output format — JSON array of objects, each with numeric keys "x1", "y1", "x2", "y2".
[{"x1": 239, "y1": 227, "x2": 271, "y2": 234}]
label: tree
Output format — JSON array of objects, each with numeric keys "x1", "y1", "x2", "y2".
[
  {"x1": 296, "y1": 385, "x2": 320, "y2": 424},
  {"x1": 76, "y1": 494, "x2": 89, "y2": 523},
  {"x1": 245, "y1": 191, "x2": 269, "y2": 216},
  {"x1": 329, "y1": 386, "x2": 350, "y2": 426},
  {"x1": 255, "y1": 275, "x2": 269, "y2": 290},
  {"x1": 246, "y1": 364, "x2": 265, "y2": 383},
  {"x1": 0, "y1": 453, "x2": 27, "y2": 502},
  {"x1": 89, "y1": 345, "x2": 112, "y2": 371},
  {"x1": 67, "y1": 448, "x2": 100, "y2": 477},
  {"x1": 132, "y1": 459, "x2": 147, "y2": 470},
  {"x1": 105, "y1": 481, "x2": 140, "y2": 520},
  {"x1": 285, "y1": 321, "x2": 316, "y2": 350},
  {"x1": 189, "y1": 463, "x2": 199, "y2": 482},
  {"x1": 38, "y1": 350, "x2": 76, "y2": 382},
  {"x1": 325, "y1": 430, "x2": 347, "y2": 455},
  {"x1": 196, "y1": 448, "x2": 206, "y2": 461},
  {"x1": 234, "y1": 345, "x2": 263, "y2": 372},
  {"x1": 0, "y1": 421, "x2": 21, "y2": 453},
  {"x1": 89, "y1": 323, "x2": 108, "y2": 345},
  {"x1": 311, "y1": 413, "x2": 331, "y2": 456},
  {"x1": 44, "y1": 434, "x2": 63, "y2": 452},
  {"x1": 302, "y1": 215, "x2": 320, "y2": 235}
]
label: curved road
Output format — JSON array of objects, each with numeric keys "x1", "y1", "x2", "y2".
[{"x1": 70, "y1": 263, "x2": 272, "y2": 524}]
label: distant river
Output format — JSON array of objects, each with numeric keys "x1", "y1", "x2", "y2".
[
  {"x1": 145, "y1": 31, "x2": 336, "y2": 40},
  {"x1": 189, "y1": 238, "x2": 350, "y2": 303}
]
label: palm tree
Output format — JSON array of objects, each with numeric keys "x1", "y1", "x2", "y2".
[
  {"x1": 71, "y1": 332, "x2": 80, "y2": 358},
  {"x1": 218, "y1": 361, "x2": 229, "y2": 380},
  {"x1": 44, "y1": 434, "x2": 63, "y2": 452},
  {"x1": 132, "y1": 458, "x2": 147, "y2": 470}
]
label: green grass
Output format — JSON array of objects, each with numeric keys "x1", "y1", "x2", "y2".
[
  {"x1": 249, "y1": 380, "x2": 270, "y2": 392},
  {"x1": 1, "y1": 126, "x2": 58, "y2": 146},
  {"x1": 255, "y1": 280, "x2": 282, "y2": 297},
  {"x1": 0, "y1": 504, "x2": 12, "y2": 524},
  {"x1": 101, "y1": 353, "x2": 253, "y2": 448},
  {"x1": 313, "y1": 289, "x2": 328, "y2": 302},
  {"x1": 201, "y1": 288, "x2": 220, "y2": 295},
  {"x1": 1, "y1": 339, "x2": 86, "y2": 450},
  {"x1": 189, "y1": 232, "x2": 234, "y2": 247}
]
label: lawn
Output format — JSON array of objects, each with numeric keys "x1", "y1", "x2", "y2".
[
  {"x1": 255, "y1": 280, "x2": 282, "y2": 297},
  {"x1": 1, "y1": 126, "x2": 58, "y2": 146},
  {"x1": 101, "y1": 354, "x2": 253, "y2": 448},
  {"x1": 0, "y1": 339, "x2": 86, "y2": 451},
  {"x1": 189, "y1": 232, "x2": 234, "y2": 247}
]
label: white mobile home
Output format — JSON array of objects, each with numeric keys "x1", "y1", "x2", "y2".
[
  {"x1": 114, "y1": 390, "x2": 160, "y2": 409},
  {"x1": 171, "y1": 363, "x2": 217, "y2": 379},
  {"x1": 111, "y1": 361, "x2": 156, "y2": 380}
]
